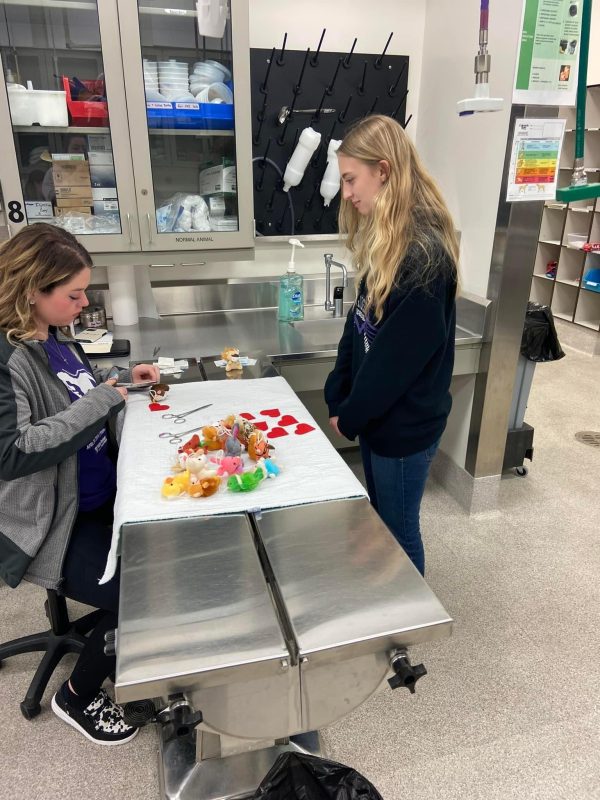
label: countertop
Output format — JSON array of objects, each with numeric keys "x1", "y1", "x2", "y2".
[{"x1": 103, "y1": 305, "x2": 483, "y2": 368}]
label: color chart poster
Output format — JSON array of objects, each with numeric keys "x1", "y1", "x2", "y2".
[{"x1": 507, "y1": 118, "x2": 566, "y2": 202}]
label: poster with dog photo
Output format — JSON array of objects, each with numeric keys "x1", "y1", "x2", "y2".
[{"x1": 513, "y1": 0, "x2": 582, "y2": 106}]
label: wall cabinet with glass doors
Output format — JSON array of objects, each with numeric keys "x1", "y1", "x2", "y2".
[{"x1": 0, "y1": 0, "x2": 253, "y2": 259}]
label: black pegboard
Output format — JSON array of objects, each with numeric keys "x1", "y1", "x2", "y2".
[{"x1": 250, "y1": 41, "x2": 409, "y2": 237}]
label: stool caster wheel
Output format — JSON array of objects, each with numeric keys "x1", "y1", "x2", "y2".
[
  {"x1": 20, "y1": 701, "x2": 41, "y2": 720},
  {"x1": 515, "y1": 466, "x2": 528, "y2": 477}
]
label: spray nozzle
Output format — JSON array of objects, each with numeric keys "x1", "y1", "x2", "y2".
[{"x1": 288, "y1": 237, "x2": 304, "y2": 272}]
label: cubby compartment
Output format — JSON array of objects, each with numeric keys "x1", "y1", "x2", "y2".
[
  {"x1": 590, "y1": 212, "x2": 600, "y2": 244},
  {"x1": 573, "y1": 287, "x2": 600, "y2": 330},
  {"x1": 558, "y1": 106, "x2": 576, "y2": 131},
  {"x1": 534, "y1": 241, "x2": 560, "y2": 279},
  {"x1": 530, "y1": 274, "x2": 554, "y2": 306},
  {"x1": 560, "y1": 129, "x2": 574, "y2": 169},
  {"x1": 556, "y1": 246, "x2": 585, "y2": 286},
  {"x1": 550, "y1": 281, "x2": 577, "y2": 322},
  {"x1": 586, "y1": 86, "x2": 600, "y2": 129},
  {"x1": 539, "y1": 206, "x2": 566, "y2": 245},
  {"x1": 562, "y1": 208, "x2": 592, "y2": 248}
]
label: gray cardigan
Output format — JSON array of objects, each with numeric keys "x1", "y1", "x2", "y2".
[{"x1": 0, "y1": 331, "x2": 127, "y2": 589}]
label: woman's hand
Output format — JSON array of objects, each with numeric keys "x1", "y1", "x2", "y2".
[
  {"x1": 329, "y1": 416, "x2": 342, "y2": 436},
  {"x1": 132, "y1": 363, "x2": 161, "y2": 384},
  {"x1": 106, "y1": 379, "x2": 128, "y2": 400}
]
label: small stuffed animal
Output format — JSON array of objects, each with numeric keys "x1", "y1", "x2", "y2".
[
  {"x1": 161, "y1": 470, "x2": 190, "y2": 499},
  {"x1": 224, "y1": 423, "x2": 242, "y2": 457},
  {"x1": 179, "y1": 433, "x2": 201, "y2": 456},
  {"x1": 187, "y1": 475, "x2": 221, "y2": 498},
  {"x1": 248, "y1": 430, "x2": 272, "y2": 461},
  {"x1": 149, "y1": 383, "x2": 170, "y2": 411},
  {"x1": 187, "y1": 452, "x2": 218, "y2": 481},
  {"x1": 221, "y1": 347, "x2": 243, "y2": 373},
  {"x1": 257, "y1": 457, "x2": 280, "y2": 479},
  {"x1": 227, "y1": 468, "x2": 266, "y2": 493},
  {"x1": 201, "y1": 425, "x2": 222, "y2": 451},
  {"x1": 216, "y1": 455, "x2": 243, "y2": 477}
]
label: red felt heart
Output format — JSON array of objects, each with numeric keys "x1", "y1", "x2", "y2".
[
  {"x1": 260, "y1": 408, "x2": 280, "y2": 417},
  {"x1": 239, "y1": 412, "x2": 255, "y2": 420},
  {"x1": 278, "y1": 414, "x2": 298, "y2": 427},
  {"x1": 268, "y1": 426, "x2": 288, "y2": 439},
  {"x1": 254, "y1": 421, "x2": 269, "y2": 431},
  {"x1": 149, "y1": 402, "x2": 170, "y2": 411},
  {"x1": 294, "y1": 423, "x2": 315, "y2": 435}
]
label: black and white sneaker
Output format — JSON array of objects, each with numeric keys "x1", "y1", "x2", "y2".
[{"x1": 51, "y1": 683, "x2": 139, "y2": 745}]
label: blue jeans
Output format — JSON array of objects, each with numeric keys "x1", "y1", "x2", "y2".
[{"x1": 359, "y1": 439, "x2": 439, "y2": 576}]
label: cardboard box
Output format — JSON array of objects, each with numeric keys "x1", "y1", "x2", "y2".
[
  {"x1": 52, "y1": 160, "x2": 92, "y2": 187},
  {"x1": 55, "y1": 196, "x2": 93, "y2": 208},
  {"x1": 55, "y1": 185, "x2": 94, "y2": 202},
  {"x1": 199, "y1": 163, "x2": 236, "y2": 196},
  {"x1": 55, "y1": 206, "x2": 92, "y2": 216}
]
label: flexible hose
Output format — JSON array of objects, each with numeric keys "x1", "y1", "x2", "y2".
[{"x1": 252, "y1": 156, "x2": 295, "y2": 236}]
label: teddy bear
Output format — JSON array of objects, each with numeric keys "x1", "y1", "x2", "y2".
[{"x1": 221, "y1": 347, "x2": 243, "y2": 373}]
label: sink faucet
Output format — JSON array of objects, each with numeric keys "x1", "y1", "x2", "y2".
[{"x1": 323, "y1": 253, "x2": 348, "y2": 317}]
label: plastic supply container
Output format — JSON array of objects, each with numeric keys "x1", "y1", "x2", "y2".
[
  {"x1": 62, "y1": 77, "x2": 108, "y2": 126},
  {"x1": 8, "y1": 86, "x2": 68, "y2": 127},
  {"x1": 146, "y1": 100, "x2": 233, "y2": 130},
  {"x1": 582, "y1": 267, "x2": 600, "y2": 291},
  {"x1": 566, "y1": 232, "x2": 587, "y2": 249}
]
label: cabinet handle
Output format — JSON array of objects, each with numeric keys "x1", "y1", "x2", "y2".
[
  {"x1": 126, "y1": 213, "x2": 133, "y2": 244},
  {"x1": 146, "y1": 212, "x2": 154, "y2": 244}
]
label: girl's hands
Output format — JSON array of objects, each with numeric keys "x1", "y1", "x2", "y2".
[
  {"x1": 106, "y1": 378, "x2": 128, "y2": 400},
  {"x1": 132, "y1": 363, "x2": 161, "y2": 384},
  {"x1": 329, "y1": 416, "x2": 342, "y2": 436}
]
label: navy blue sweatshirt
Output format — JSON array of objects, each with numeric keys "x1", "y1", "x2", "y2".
[{"x1": 324, "y1": 248, "x2": 457, "y2": 457}]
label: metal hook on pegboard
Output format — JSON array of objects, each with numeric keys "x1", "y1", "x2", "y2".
[
  {"x1": 260, "y1": 47, "x2": 276, "y2": 95},
  {"x1": 390, "y1": 89, "x2": 408, "y2": 120},
  {"x1": 326, "y1": 58, "x2": 343, "y2": 96},
  {"x1": 357, "y1": 60, "x2": 367, "y2": 96},
  {"x1": 343, "y1": 38, "x2": 358, "y2": 69},
  {"x1": 388, "y1": 62, "x2": 407, "y2": 97},
  {"x1": 374, "y1": 32, "x2": 393, "y2": 69},
  {"x1": 276, "y1": 33, "x2": 288, "y2": 66},
  {"x1": 310, "y1": 29, "x2": 326, "y2": 68}
]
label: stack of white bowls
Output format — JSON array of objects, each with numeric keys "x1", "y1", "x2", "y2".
[
  {"x1": 158, "y1": 60, "x2": 194, "y2": 101},
  {"x1": 190, "y1": 59, "x2": 232, "y2": 101},
  {"x1": 143, "y1": 59, "x2": 159, "y2": 92}
]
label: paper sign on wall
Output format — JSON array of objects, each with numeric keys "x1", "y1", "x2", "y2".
[
  {"x1": 507, "y1": 118, "x2": 566, "y2": 202},
  {"x1": 513, "y1": 0, "x2": 582, "y2": 106}
]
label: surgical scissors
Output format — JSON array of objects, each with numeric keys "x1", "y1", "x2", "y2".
[
  {"x1": 159, "y1": 426, "x2": 204, "y2": 445},
  {"x1": 161, "y1": 403, "x2": 212, "y2": 424}
]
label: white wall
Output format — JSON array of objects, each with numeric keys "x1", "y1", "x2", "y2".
[{"x1": 416, "y1": 0, "x2": 524, "y2": 298}]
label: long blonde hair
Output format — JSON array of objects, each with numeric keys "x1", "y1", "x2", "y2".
[
  {"x1": 0, "y1": 223, "x2": 92, "y2": 344},
  {"x1": 338, "y1": 115, "x2": 459, "y2": 322}
]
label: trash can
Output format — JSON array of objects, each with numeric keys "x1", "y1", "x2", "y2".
[
  {"x1": 503, "y1": 302, "x2": 565, "y2": 475},
  {"x1": 253, "y1": 752, "x2": 383, "y2": 800}
]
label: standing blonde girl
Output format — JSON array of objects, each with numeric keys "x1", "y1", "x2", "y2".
[{"x1": 325, "y1": 115, "x2": 459, "y2": 575}]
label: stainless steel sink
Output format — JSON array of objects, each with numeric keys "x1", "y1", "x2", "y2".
[{"x1": 288, "y1": 315, "x2": 347, "y2": 347}]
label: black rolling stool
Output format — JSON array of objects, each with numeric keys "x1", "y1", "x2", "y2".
[{"x1": 0, "y1": 589, "x2": 103, "y2": 719}]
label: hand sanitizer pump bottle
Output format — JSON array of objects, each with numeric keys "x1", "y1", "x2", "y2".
[{"x1": 278, "y1": 238, "x2": 305, "y2": 321}]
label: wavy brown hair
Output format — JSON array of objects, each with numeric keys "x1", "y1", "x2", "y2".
[
  {"x1": 0, "y1": 223, "x2": 92, "y2": 344},
  {"x1": 338, "y1": 115, "x2": 459, "y2": 322}
]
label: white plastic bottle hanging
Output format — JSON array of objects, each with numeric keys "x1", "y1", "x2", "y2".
[
  {"x1": 320, "y1": 139, "x2": 342, "y2": 206},
  {"x1": 282, "y1": 127, "x2": 321, "y2": 192}
]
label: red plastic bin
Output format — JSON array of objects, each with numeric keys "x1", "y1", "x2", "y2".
[{"x1": 62, "y1": 76, "x2": 109, "y2": 127}]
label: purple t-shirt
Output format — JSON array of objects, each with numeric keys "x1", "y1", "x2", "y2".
[{"x1": 43, "y1": 335, "x2": 116, "y2": 512}]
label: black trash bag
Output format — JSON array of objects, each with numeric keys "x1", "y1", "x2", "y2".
[
  {"x1": 252, "y1": 752, "x2": 383, "y2": 800},
  {"x1": 520, "y1": 301, "x2": 565, "y2": 362}
]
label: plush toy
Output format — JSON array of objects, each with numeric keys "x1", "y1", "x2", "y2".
[
  {"x1": 248, "y1": 430, "x2": 272, "y2": 461},
  {"x1": 187, "y1": 452, "x2": 218, "y2": 481},
  {"x1": 161, "y1": 470, "x2": 190, "y2": 499},
  {"x1": 201, "y1": 425, "x2": 222, "y2": 451},
  {"x1": 227, "y1": 468, "x2": 266, "y2": 493},
  {"x1": 221, "y1": 347, "x2": 243, "y2": 372},
  {"x1": 216, "y1": 455, "x2": 243, "y2": 477},
  {"x1": 187, "y1": 475, "x2": 221, "y2": 498},
  {"x1": 238, "y1": 418, "x2": 255, "y2": 445},
  {"x1": 149, "y1": 383, "x2": 170, "y2": 411},
  {"x1": 257, "y1": 457, "x2": 280, "y2": 478},
  {"x1": 224, "y1": 423, "x2": 243, "y2": 457},
  {"x1": 179, "y1": 433, "x2": 201, "y2": 456}
]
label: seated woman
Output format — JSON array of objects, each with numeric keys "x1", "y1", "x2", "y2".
[{"x1": 0, "y1": 223, "x2": 160, "y2": 745}]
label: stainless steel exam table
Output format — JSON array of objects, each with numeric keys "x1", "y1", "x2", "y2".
[{"x1": 113, "y1": 497, "x2": 452, "y2": 800}]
